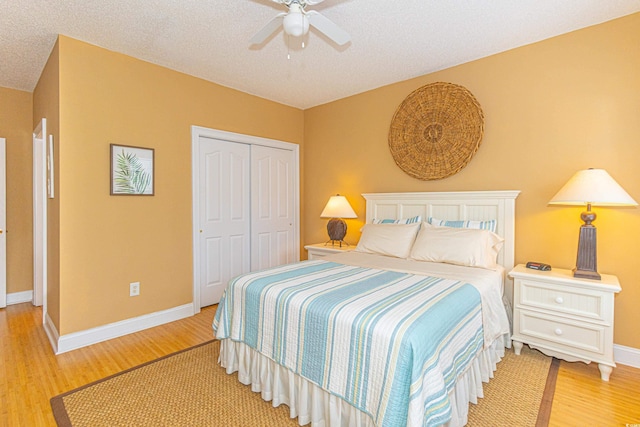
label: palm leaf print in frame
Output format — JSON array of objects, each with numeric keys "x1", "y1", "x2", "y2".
[{"x1": 110, "y1": 144, "x2": 154, "y2": 195}]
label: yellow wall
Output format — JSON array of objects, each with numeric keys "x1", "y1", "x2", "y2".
[
  {"x1": 49, "y1": 36, "x2": 303, "y2": 334},
  {"x1": 304, "y1": 13, "x2": 640, "y2": 348},
  {"x1": 10, "y1": 13, "x2": 640, "y2": 351},
  {"x1": 0, "y1": 87, "x2": 33, "y2": 294},
  {"x1": 33, "y1": 40, "x2": 61, "y2": 326}
]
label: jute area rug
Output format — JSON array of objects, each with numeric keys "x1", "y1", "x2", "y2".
[{"x1": 51, "y1": 340, "x2": 557, "y2": 427}]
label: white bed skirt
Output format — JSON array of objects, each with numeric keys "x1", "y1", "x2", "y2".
[{"x1": 219, "y1": 335, "x2": 508, "y2": 427}]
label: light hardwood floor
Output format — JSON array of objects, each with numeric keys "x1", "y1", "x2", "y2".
[{"x1": 1, "y1": 302, "x2": 639, "y2": 426}]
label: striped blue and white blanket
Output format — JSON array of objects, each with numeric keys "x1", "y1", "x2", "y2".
[{"x1": 213, "y1": 260, "x2": 484, "y2": 427}]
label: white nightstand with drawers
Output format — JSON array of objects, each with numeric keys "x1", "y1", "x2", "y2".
[
  {"x1": 509, "y1": 264, "x2": 621, "y2": 381},
  {"x1": 304, "y1": 243, "x2": 355, "y2": 260}
]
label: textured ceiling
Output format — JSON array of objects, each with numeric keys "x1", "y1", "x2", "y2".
[{"x1": 1, "y1": 0, "x2": 639, "y2": 109}]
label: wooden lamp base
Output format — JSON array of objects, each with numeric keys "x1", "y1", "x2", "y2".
[
  {"x1": 326, "y1": 218, "x2": 348, "y2": 247},
  {"x1": 573, "y1": 208, "x2": 600, "y2": 280}
]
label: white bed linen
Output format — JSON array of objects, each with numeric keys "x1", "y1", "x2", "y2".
[
  {"x1": 219, "y1": 337, "x2": 506, "y2": 427},
  {"x1": 323, "y1": 252, "x2": 510, "y2": 349},
  {"x1": 218, "y1": 253, "x2": 511, "y2": 427}
]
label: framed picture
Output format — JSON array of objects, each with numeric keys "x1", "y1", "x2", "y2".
[{"x1": 110, "y1": 144, "x2": 154, "y2": 195}]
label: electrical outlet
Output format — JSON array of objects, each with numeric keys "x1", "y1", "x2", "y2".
[{"x1": 130, "y1": 282, "x2": 140, "y2": 297}]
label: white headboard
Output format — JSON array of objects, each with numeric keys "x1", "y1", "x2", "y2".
[{"x1": 362, "y1": 190, "x2": 520, "y2": 275}]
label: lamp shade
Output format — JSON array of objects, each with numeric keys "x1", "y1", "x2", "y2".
[
  {"x1": 320, "y1": 195, "x2": 357, "y2": 218},
  {"x1": 549, "y1": 169, "x2": 637, "y2": 207}
]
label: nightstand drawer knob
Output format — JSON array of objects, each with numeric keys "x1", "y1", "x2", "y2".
[
  {"x1": 554, "y1": 328, "x2": 563, "y2": 336},
  {"x1": 555, "y1": 296, "x2": 564, "y2": 304}
]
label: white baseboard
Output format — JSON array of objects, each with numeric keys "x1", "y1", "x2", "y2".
[
  {"x1": 614, "y1": 344, "x2": 640, "y2": 369},
  {"x1": 53, "y1": 303, "x2": 195, "y2": 355},
  {"x1": 7, "y1": 290, "x2": 33, "y2": 305},
  {"x1": 44, "y1": 311, "x2": 60, "y2": 354},
  {"x1": 39, "y1": 303, "x2": 639, "y2": 366}
]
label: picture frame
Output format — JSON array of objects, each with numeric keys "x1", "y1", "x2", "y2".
[{"x1": 110, "y1": 144, "x2": 154, "y2": 195}]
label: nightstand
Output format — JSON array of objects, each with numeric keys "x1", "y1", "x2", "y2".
[
  {"x1": 509, "y1": 264, "x2": 621, "y2": 381},
  {"x1": 304, "y1": 243, "x2": 355, "y2": 260}
]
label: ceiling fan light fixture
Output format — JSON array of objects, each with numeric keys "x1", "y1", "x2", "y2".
[
  {"x1": 283, "y1": 6, "x2": 309, "y2": 37},
  {"x1": 249, "y1": 0, "x2": 350, "y2": 47}
]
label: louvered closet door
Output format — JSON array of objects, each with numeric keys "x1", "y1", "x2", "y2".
[
  {"x1": 251, "y1": 145, "x2": 296, "y2": 270},
  {"x1": 198, "y1": 137, "x2": 250, "y2": 307}
]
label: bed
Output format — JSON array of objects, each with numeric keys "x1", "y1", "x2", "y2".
[{"x1": 213, "y1": 190, "x2": 520, "y2": 427}]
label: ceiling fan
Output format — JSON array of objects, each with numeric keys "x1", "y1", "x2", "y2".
[{"x1": 250, "y1": 0, "x2": 350, "y2": 47}]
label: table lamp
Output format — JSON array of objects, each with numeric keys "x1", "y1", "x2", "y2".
[
  {"x1": 549, "y1": 168, "x2": 637, "y2": 280},
  {"x1": 320, "y1": 194, "x2": 357, "y2": 247}
]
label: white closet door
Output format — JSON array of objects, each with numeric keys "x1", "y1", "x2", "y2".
[
  {"x1": 251, "y1": 145, "x2": 296, "y2": 270},
  {"x1": 198, "y1": 137, "x2": 250, "y2": 307}
]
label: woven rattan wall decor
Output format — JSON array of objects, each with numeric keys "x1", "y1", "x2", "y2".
[{"x1": 388, "y1": 82, "x2": 484, "y2": 180}]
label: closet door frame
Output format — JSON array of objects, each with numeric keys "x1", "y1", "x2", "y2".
[{"x1": 191, "y1": 126, "x2": 300, "y2": 313}]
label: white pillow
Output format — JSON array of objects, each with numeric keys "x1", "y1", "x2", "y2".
[
  {"x1": 428, "y1": 217, "x2": 497, "y2": 233},
  {"x1": 355, "y1": 223, "x2": 421, "y2": 259},
  {"x1": 372, "y1": 215, "x2": 422, "y2": 224},
  {"x1": 409, "y1": 226, "x2": 504, "y2": 269}
]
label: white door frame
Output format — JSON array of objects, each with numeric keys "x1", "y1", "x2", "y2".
[
  {"x1": 0, "y1": 138, "x2": 6, "y2": 308},
  {"x1": 191, "y1": 126, "x2": 300, "y2": 313},
  {"x1": 33, "y1": 119, "x2": 47, "y2": 318}
]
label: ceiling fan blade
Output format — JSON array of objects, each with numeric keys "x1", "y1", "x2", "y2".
[
  {"x1": 250, "y1": 12, "x2": 286, "y2": 45},
  {"x1": 304, "y1": 0, "x2": 327, "y2": 5},
  {"x1": 306, "y1": 10, "x2": 350, "y2": 46}
]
